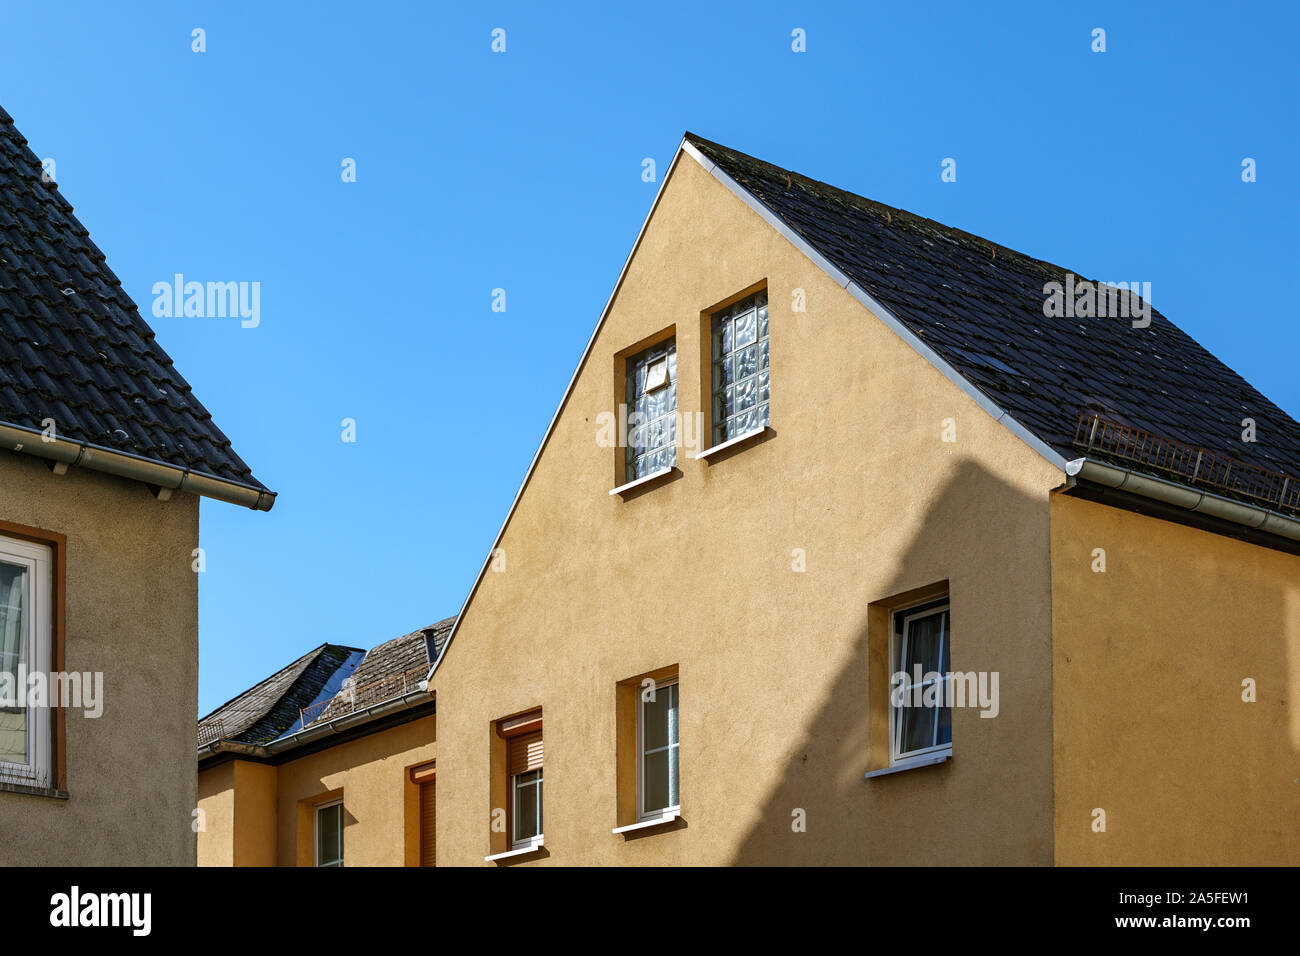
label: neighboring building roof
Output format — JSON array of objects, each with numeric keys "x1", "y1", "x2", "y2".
[
  {"x1": 317, "y1": 617, "x2": 453, "y2": 722},
  {"x1": 197, "y1": 617, "x2": 454, "y2": 755},
  {"x1": 684, "y1": 133, "x2": 1300, "y2": 511},
  {"x1": 198, "y1": 644, "x2": 364, "y2": 746},
  {"x1": 0, "y1": 104, "x2": 273, "y2": 503}
]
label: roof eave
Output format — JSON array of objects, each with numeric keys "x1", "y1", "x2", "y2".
[{"x1": 0, "y1": 420, "x2": 275, "y2": 511}]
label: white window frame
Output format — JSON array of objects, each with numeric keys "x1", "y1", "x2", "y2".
[
  {"x1": 0, "y1": 535, "x2": 52, "y2": 787},
  {"x1": 888, "y1": 599, "x2": 953, "y2": 765},
  {"x1": 637, "y1": 677, "x2": 680, "y2": 821},
  {"x1": 314, "y1": 798, "x2": 344, "y2": 867},
  {"x1": 510, "y1": 767, "x2": 543, "y2": 849}
]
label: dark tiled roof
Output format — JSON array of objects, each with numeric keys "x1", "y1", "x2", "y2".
[
  {"x1": 0, "y1": 104, "x2": 268, "y2": 489},
  {"x1": 198, "y1": 618, "x2": 453, "y2": 751},
  {"x1": 198, "y1": 643, "x2": 363, "y2": 746},
  {"x1": 687, "y1": 134, "x2": 1300, "y2": 486},
  {"x1": 318, "y1": 617, "x2": 453, "y2": 721}
]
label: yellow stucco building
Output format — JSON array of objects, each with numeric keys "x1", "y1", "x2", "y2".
[
  {"x1": 197, "y1": 622, "x2": 446, "y2": 866},
  {"x1": 199, "y1": 133, "x2": 1300, "y2": 867}
]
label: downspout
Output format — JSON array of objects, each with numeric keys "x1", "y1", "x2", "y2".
[
  {"x1": 0, "y1": 421, "x2": 275, "y2": 511},
  {"x1": 1065, "y1": 457, "x2": 1300, "y2": 542}
]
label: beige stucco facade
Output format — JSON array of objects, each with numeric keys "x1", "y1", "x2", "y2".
[
  {"x1": 187, "y1": 152, "x2": 1300, "y2": 869},
  {"x1": 0, "y1": 451, "x2": 200, "y2": 865},
  {"x1": 1050, "y1": 494, "x2": 1300, "y2": 864},
  {"x1": 428, "y1": 155, "x2": 1069, "y2": 865},
  {"x1": 197, "y1": 714, "x2": 436, "y2": 866}
]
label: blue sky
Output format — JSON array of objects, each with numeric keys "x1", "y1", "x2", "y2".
[{"x1": 1, "y1": 1, "x2": 1296, "y2": 713}]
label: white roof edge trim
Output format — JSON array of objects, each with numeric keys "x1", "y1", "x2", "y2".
[
  {"x1": 679, "y1": 138, "x2": 1069, "y2": 473},
  {"x1": 425, "y1": 137, "x2": 695, "y2": 682},
  {"x1": 431, "y1": 135, "x2": 1078, "y2": 681}
]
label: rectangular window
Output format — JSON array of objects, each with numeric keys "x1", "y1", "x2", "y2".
[
  {"x1": 315, "y1": 799, "x2": 344, "y2": 867},
  {"x1": 625, "y1": 339, "x2": 677, "y2": 482},
  {"x1": 508, "y1": 731, "x2": 543, "y2": 847},
  {"x1": 890, "y1": 598, "x2": 952, "y2": 762},
  {"x1": 639, "y1": 678, "x2": 679, "y2": 819},
  {"x1": 0, "y1": 535, "x2": 52, "y2": 787},
  {"x1": 711, "y1": 291, "x2": 769, "y2": 445}
]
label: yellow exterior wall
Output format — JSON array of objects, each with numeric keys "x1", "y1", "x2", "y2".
[
  {"x1": 0, "y1": 453, "x2": 200, "y2": 865},
  {"x1": 1050, "y1": 494, "x2": 1300, "y2": 864},
  {"x1": 428, "y1": 155, "x2": 1066, "y2": 865},
  {"x1": 197, "y1": 761, "x2": 235, "y2": 867},
  {"x1": 196, "y1": 714, "x2": 436, "y2": 866}
]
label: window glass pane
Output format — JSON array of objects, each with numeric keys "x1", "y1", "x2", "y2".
[
  {"x1": 667, "y1": 684, "x2": 679, "y2": 744},
  {"x1": 514, "y1": 773, "x2": 542, "y2": 841},
  {"x1": 0, "y1": 561, "x2": 29, "y2": 765},
  {"x1": 625, "y1": 340, "x2": 677, "y2": 483},
  {"x1": 896, "y1": 607, "x2": 951, "y2": 756},
  {"x1": 735, "y1": 378, "x2": 756, "y2": 412},
  {"x1": 906, "y1": 613, "x2": 945, "y2": 675},
  {"x1": 318, "y1": 804, "x2": 341, "y2": 865},
  {"x1": 736, "y1": 343, "x2": 758, "y2": 380},
  {"x1": 643, "y1": 687, "x2": 670, "y2": 751},
  {"x1": 644, "y1": 748, "x2": 670, "y2": 812},
  {"x1": 899, "y1": 700, "x2": 937, "y2": 755},
  {"x1": 735, "y1": 308, "x2": 757, "y2": 348}
]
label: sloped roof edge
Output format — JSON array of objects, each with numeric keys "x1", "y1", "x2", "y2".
[
  {"x1": 426, "y1": 135, "x2": 1076, "y2": 683},
  {"x1": 425, "y1": 142, "x2": 697, "y2": 683}
]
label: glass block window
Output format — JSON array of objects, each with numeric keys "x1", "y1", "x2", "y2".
[
  {"x1": 625, "y1": 339, "x2": 677, "y2": 482},
  {"x1": 711, "y1": 291, "x2": 769, "y2": 445}
]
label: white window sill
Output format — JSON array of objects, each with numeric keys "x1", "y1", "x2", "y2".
[
  {"x1": 612, "y1": 808, "x2": 680, "y2": 834},
  {"x1": 609, "y1": 467, "x2": 673, "y2": 497},
  {"x1": 864, "y1": 751, "x2": 951, "y2": 778},
  {"x1": 693, "y1": 425, "x2": 770, "y2": 460},
  {"x1": 485, "y1": 836, "x2": 544, "y2": 862}
]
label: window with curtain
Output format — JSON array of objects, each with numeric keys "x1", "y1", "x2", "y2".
[
  {"x1": 891, "y1": 599, "x2": 952, "y2": 762},
  {"x1": 0, "y1": 536, "x2": 51, "y2": 783},
  {"x1": 625, "y1": 338, "x2": 677, "y2": 482},
  {"x1": 639, "y1": 679, "x2": 679, "y2": 818},
  {"x1": 710, "y1": 291, "x2": 769, "y2": 446},
  {"x1": 315, "y1": 800, "x2": 344, "y2": 867}
]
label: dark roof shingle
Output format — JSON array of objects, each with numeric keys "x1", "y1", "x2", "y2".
[
  {"x1": 198, "y1": 643, "x2": 364, "y2": 746},
  {"x1": 0, "y1": 104, "x2": 269, "y2": 489},
  {"x1": 687, "y1": 134, "x2": 1300, "y2": 492}
]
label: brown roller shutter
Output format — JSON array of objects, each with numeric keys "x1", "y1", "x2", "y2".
[
  {"x1": 419, "y1": 779, "x2": 436, "y2": 867},
  {"x1": 507, "y1": 731, "x2": 543, "y2": 776}
]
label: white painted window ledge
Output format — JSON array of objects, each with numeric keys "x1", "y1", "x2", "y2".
[
  {"x1": 485, "y1": 836, "x2": 544, "y2": 862},
  {"x1": 612, "y1": 808, "x2": 680, "y2": 835},
  {"x1": 609, "y1": 467, "x2": 673, "y2": 497},
  {"x1": 693, "y1": 426, "x2": 769, "y2": 460},
  {"x1": 864, "y1": 752, "x2": 951, "y2": 779}
]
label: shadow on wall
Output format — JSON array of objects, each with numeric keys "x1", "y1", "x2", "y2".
[
  {"x1": 726, "y1": 458, "x2": 1300, "y2": 865},
  {"x1": 730, "y1": 460, "x2": 1056, "y2": 866}
]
